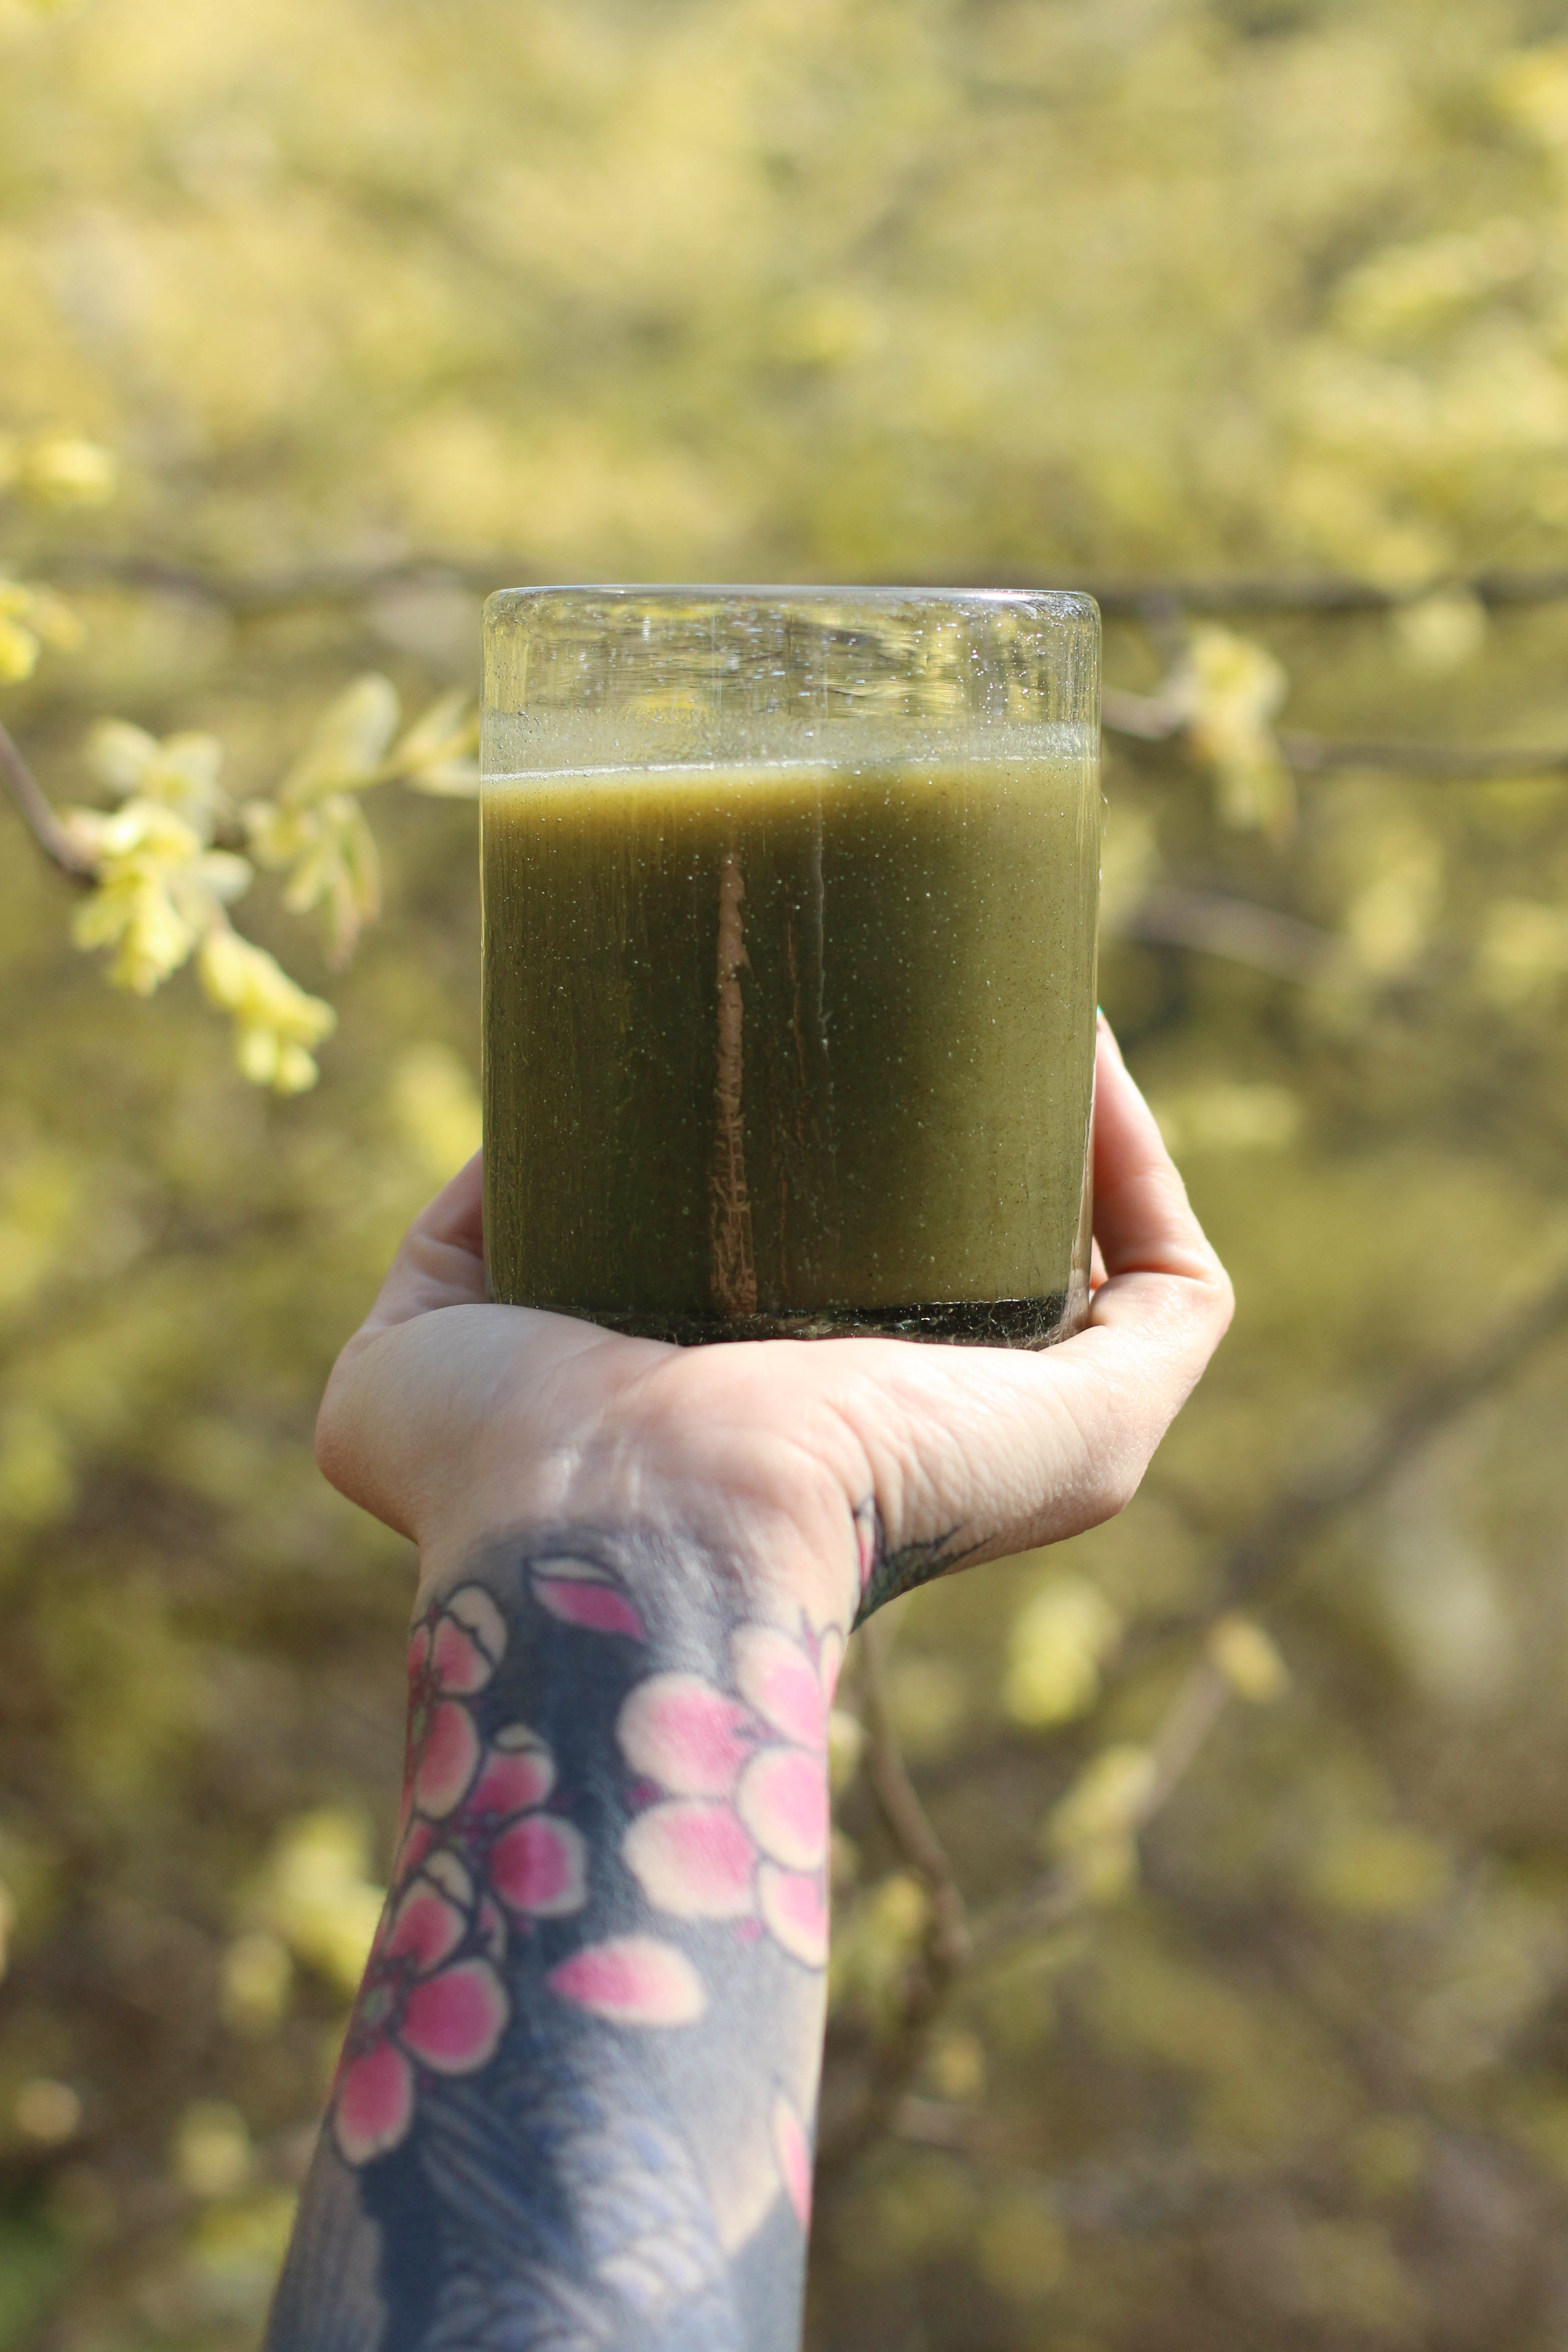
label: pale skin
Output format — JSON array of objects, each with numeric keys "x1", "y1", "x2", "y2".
[{"x1": 267, "y1": 1016, "x2": 1231, "y2": 2352}]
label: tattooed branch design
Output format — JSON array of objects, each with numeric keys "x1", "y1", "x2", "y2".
[{"x1": 852, "y1": 1497, "x2": 974, "y2": 1625}]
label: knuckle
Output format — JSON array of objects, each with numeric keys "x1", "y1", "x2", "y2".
[
  {"x1": 313, "y1": 1342, "x2": 366, "y2": 1493},
  {"x1": 313, "y1": 1387, "x2": 349, "y2": 1490},
  {"x1": 1206, "y1": 1255, "x2": 1238, "y2": 1336},
  {"x1": 1088, "y1": 1445, "x2": 1144, "y2": 1526}
]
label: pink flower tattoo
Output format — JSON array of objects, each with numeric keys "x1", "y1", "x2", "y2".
[
  {"x1": 401, "y1": 1723, "x2": 588, "y2": 1924},
  {"x1": 398, "y1": 1581, "x2": 588, "y2": 1920},
  {"x1": 334, "y1": 1582, "x2": 592, "y2": 2166},
  {"x1": 332, "y1": 1852, "x2": 508, "y2": 2166},
  {"x1": 528, "y1": 1553, "x2": 647, "y2": 1642},
  {"x1": 770, "y1": 2087, "x2": 814, "y2": 2228},
  {"x1": 402, "y1": 1583, "x2": 507, "y2": 1826},
  {"x1": 614, "y1": 1616, "x2": 841, "y2": 1969}
]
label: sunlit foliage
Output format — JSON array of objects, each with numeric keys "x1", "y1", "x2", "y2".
[{"x1": 6, "y1": 0, "x2": 1568, "y2": 2346}]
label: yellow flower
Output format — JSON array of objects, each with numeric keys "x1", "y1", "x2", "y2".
[
  {"x1": 67, "y1": 801, "x2": 251, "y2": 995},
  {"x1": 1041, "y1": 1746, "x2": 1158, "y2": 1904},
  {"x1": 392, "y1": 689, "x2": 480, "y2": 797},
  {"x1": 1171, "y1": 626, "x2": 1295, "y2": 841},
  {"x1": 16, "y1": 434, "x2": 118, "y2": 507},
  {"x1": 1207, "y1": 1615, "x2": 1291, "y2": 1705},
  {"x1": 198, "y1": 926, "x2": 336, "y2": 1093},
  {"x1": 245, "y1": 793, "x2": 382, "y2": 965},
  {"x1": 1005, "y1": 1575, "x2": 1122, "y2": 1729},
  {"x1": 68, "y1": 804, "x2": 203, "y2": 993},
  {"x1": 86, "y1": 720, "x2": 227, "y2": 833},
  {"x1": 0, "y1": 612, "x2": 37, "y2": 685},
  {"x1": 0, "y1": 578, "x2": 82, "y2": 683},
  {"x1": 280, "y1": 675, "x2": 401, "y2": 806}
]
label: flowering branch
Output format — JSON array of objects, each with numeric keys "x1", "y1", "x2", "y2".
[
  {"x1": 966, "y1": 1648, "x2": 1236, "y2": 1972},
  {"x1": 31, "y1": 551, "x2": 1568, "y2": 805},
  {"x1": 0, "y1": 712, "x2": 97, "y2": 883},
  {"x1": 0, "y1": 678, "x2": 476, "y2": 1092},
  {"x1": 1211, "y1": 1257, "x2": 1568, "y2": 1616}
]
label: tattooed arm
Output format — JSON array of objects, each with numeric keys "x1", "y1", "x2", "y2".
[
  {"x1": 269, "y1": 1520, "x2": 837, "y2": 2352},
  {"x1": 267, "y1": 1017, "x2": 1232, "y2": 2351}
]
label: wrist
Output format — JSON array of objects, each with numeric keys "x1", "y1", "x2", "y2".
[{"x1": 414, "y1": 1357, "x2": 865, "y2": 1640}]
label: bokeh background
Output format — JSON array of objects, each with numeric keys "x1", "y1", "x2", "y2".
[{"x1": 6, "y1": 0, "x2": 1568, "y2": 2343}]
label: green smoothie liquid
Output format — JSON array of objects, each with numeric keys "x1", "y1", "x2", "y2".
[{"x1": 482, "y1": 746, "x2": 1099, "y2": 1344}]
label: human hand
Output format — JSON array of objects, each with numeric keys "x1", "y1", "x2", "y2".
[
  {"x1": 274, "y1": 1017, "x2": 1231, "y2": 2346},
  {"x1": 315, "y1": 1013, "x2": 1232, "y2": 1628}
]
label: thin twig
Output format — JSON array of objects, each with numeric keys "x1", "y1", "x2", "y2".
[
  {"x1": 1214, "y1": 1259, "x2": 1568, "y2": 1614},
  {"x1": 935, "y1": 1259, "x2": 1568, "y2": 1811},
  {"x1": 38, "y1": 550, "x2": 510, "y2": 616},
  {"x1": 1104, "y1": 685, "x2": 1568, "y2": 781},
  {"x1": 1143, "y1": 1656, "x2": 1231, "y2": 1810},
  {"x1": 1111, "y1": 885, "x2": 1345, "y2": 984},
  {"x1": 1088, "y1": 564, "x2": 1568, "y2": 620},
  {"x1": 45, "y1": 551, "x2": 1568, "y2": 623},
  {"x1": 818, "y1": 1261, "x2": 1568, "y2": 2183},
  {"x1": 1281, "y1": 732, "x2": 1568, "y2": 780},
  {"x1": 0, "y1": 715, "x2": 97, "y2": 882},
  {"x1": 1101, "y1": 687, "x2": 1192, "y2": 741},
  {"x1": 33, "y1": 552, "x2": 1568, "y2": 782},
  {"x1": 816, "y1": 1615, "x2": 969, "y2": 2178},
  {"x1": 966, "y1": 1652, "x2": 1233, "y2": 1970},
  {"x1": 860, "y1": 1614, "x2": 969, "y2": 1975}
]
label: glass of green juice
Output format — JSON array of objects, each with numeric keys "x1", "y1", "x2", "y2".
[{"x1": 480, "y1": 585, "x2": 1100, "y2": 1347}]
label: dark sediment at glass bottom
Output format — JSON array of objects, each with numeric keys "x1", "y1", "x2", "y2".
[{"x1": 490, "y1": 1289, "x2": 1084, "y2": 1348}]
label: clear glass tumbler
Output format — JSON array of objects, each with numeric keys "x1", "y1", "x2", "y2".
[{"x1": 481, "y1": 585, "x2": 1100, "y2": 1346}]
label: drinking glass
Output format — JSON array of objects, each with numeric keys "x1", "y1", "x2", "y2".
[{"x1": 481, "y1": 585, "x2": 1100, "y2": 1346}]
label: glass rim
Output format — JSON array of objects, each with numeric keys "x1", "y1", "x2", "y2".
[{"x1": 483, "y1": 582, "x2": 1099, "y2": 624}]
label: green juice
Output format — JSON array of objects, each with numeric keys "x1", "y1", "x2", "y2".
[{"x1": 482, "y1": 748, "x2": 1099, "y2": 1344}]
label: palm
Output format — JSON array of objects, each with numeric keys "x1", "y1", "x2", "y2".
[{"x1": 317, "y1": 1024, "x2": 1232, "y2": 1611}]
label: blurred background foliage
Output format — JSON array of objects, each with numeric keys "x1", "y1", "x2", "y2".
[{"x1": 5, "y1": 0, "x2": 1568, "y2": 2343}]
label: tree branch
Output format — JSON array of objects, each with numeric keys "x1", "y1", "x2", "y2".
[
  {"x1": 818, "y1": 1259, "x2": 1568, "y2": 2183},
  {"x1": 1087, "y1": 564, "x2": 1568, "y2": 621},
  {"x1": 1212, "y1": 1259, "x2": 1568, "y2": 1615},
  {"x1": 816, "y1": 1614, "x2": 969, "y2": 2180},
  {"x1": 1110, "y1": 885, "x2": 1345, "y2": 984},
  {"x1": 0, "y1": 715, "x2": 97, "y2": 883},
  {"x1": 46, "y1": 552, "x2": 1568, "y2": 624},
  {"x1": 1104, "y1": 685, "x2": 1568, "y2": 782},
  {"x1": 859, "y1": 1614, "x2": 970, "y2": 1975},
  {"x1": 39, "y1": 550, "x2": 510, "y2": 616},
  {"x1": 34, "y1": 553, "x2": 1568, "y2": 782},
  {"x1": 965, "y1": 1651, "x2": 1234, "y2": 1971}
]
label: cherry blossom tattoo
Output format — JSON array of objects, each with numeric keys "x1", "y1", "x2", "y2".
[{"x1": 266, "y1": 1528, "x2": 838, "y2": 2352}]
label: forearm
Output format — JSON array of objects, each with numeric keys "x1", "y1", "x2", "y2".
[
  {"x1": 271, "y1": 1027, "x2": 1233, "y2": 2349},
  {"x1": 267, "y1": 1504, "x2": 844, "y2": 2352}
]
